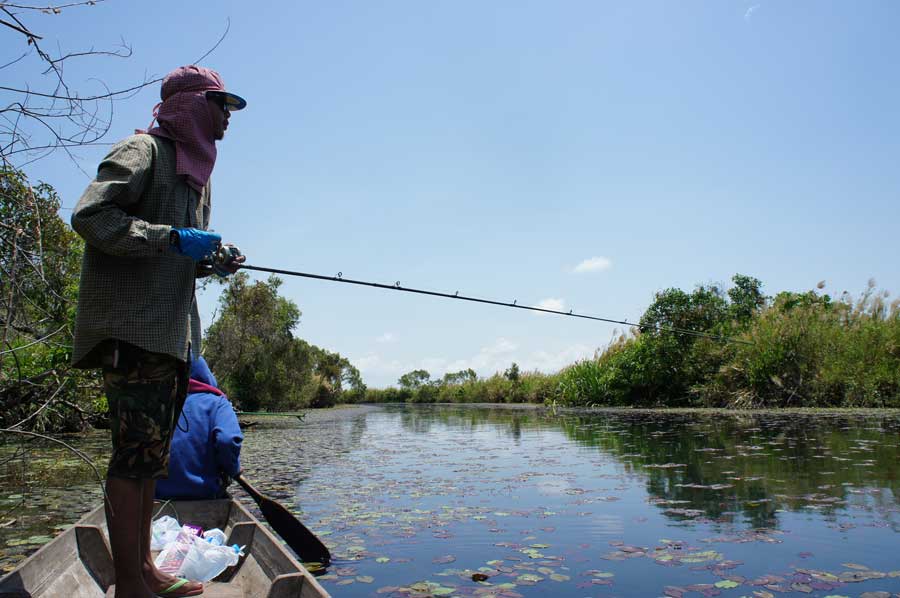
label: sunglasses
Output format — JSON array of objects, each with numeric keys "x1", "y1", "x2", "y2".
[{"x1": 206, "y1": 91, "x2": 229, "y2": 112}]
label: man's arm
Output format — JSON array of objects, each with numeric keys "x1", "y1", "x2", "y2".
[{"x1": 70, "y1": 135, "x2": 173, "y2": 257}]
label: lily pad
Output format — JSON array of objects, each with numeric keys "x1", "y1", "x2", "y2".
[{"x1": 714, "y1": 580, "x2": 740, "y2": 589}]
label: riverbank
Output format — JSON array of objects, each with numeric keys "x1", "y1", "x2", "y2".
[{"x1": 363, "y1": 277, "x2": 900, "y2": 409}]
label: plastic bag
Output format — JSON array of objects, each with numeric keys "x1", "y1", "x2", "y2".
[
  {"x1": 178, "y1": 540, "x2": 244, "y2": 582},
  {"x1": 154, "y1": 538, "x2": 194, "y2": 576},
  {"x1": 202, "y1": 528, "x2": 227, "y2": 546},
  {"x1": 153, "y1": 525, "x2": 203, "y2": 574},
  {"x1": 150, "y1": 516, "x2": 182, "y2": 551}
]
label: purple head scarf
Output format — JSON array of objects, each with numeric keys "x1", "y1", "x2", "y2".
[{"x1": 140, "y1": 65, "x2": 226, "y2": 192}]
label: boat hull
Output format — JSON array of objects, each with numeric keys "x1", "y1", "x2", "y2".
[{"x1": 0, "y1": 499, "x2": 330, "y2": 598}]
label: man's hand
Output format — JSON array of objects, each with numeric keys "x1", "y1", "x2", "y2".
[
  {"x1": 170, "y1": 228, "x2": 221, "y2": 261},
  {"x1": 213, "y1": 243, "x2": 246, "y2": 277}
]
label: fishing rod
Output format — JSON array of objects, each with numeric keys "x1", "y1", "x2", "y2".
[{"x1": 232, "y1": 261, "x2": 753, "y2": 346}]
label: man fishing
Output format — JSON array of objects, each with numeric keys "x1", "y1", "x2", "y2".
[{"x1": 71, "y1": 65, "x2": 246, "y2": 598}]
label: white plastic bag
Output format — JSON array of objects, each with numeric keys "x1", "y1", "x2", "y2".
[
  {"x1": 154, "y1": 539, "x2": 194, "y2": 575},
  {"x1": 150, "y1": 516, "x2": 182, "y2": 551},
  {"x1": 154, "y1": 525, "x2": 202, "y2": 574},
  {"x1": 202, "y1": 528, "x2": 227, "y2": 546},
  {"x1": 178, "y1": 541, "x2": 244, "y2": 582}
]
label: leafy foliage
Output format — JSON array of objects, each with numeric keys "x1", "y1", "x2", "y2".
[
  {"x1": 366, "y1": 274, "x2": 900, "y2": 409},
  {"x1": 203, "y1": 273, "x2": 364, "y2": 411},
  {"x1": 398, "y1": 369, "x2": 431, "y2": 390},
  {"x1": 1, "y1": 168, "x2": 99, "y2": 431},
  {"x1": 504, "y1": 362, "x2": 521, "y2": 382}
]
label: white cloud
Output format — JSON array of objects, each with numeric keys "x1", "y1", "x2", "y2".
[
  {"x1": 534, "y1": 298, "x2": 565, "y2": 314},
  {"x1": 572, "y1": 256, "x2": 612, "y2": 273},
  {"x1": 376, "y1": 332, "x2": 396, "y2": 344},
  {"x1": 521, "y1": 344, "x2": 595, "y2": 373},
  {"x1": 744, "y1": 4, "x2": 760, "y2": 20},
  {"x1": 440, "y1": 338, "x2": 518, "y2": 372},
  {"x1": 350, "y1": 354, "x2": 408, "y2": 378},
  {"x1": 483, "y1": 337, "x2": 517, "y2": 355},
  {"x1": 444, "y1": 341, "x2": 594, "y2": 378}
]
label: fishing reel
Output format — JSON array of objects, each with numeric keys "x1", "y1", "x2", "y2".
[{"x1": 198, "y1": 243, "x2": 244, "y2": 277}]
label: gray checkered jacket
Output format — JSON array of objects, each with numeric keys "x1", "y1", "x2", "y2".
[{"x1": 71, "y1": 134, "x2": 211, "y2": 368}]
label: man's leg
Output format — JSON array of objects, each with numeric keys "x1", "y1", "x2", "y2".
[
  {"x1": 106, "y1": 477, "x2": 156, "y2": 597},
  {"x1": 103, "y1": 343, "x2": 201, "y2": 597},
  {"x1": 140, "y1": 479, "x2": 202, "y2": 594}
]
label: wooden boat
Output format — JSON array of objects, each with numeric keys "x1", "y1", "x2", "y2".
[{"x1": 0, "y1": 499, "x2": 330, "y2": 598}]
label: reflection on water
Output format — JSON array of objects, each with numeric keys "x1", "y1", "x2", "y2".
[
  {"x1": 558, "y1": 410, "x2": 900, "y2": 530},
  {"x1": 290, "y1": 406, "x2": 900, "y2": 597},
  {"x1": 0, "y1": 431, "x2": 108, "y2": 571},
  {"x1": 3, "y1": 405, "x2": 900, "y2": 597}
]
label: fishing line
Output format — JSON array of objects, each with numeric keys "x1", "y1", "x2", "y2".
[{"x1": 237, "y1": 264, "x2": 753, "y2": 346}]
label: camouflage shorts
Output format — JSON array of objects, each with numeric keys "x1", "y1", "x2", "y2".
[{"x1": 100, "y1": 341, "x2": 188, "y2": 480}]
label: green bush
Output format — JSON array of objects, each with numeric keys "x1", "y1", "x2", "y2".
[
  {"x1": 361, "y1": 276, "x2": 899, "y2": 409},
  {"x1": 708, "y1": 284, "x2": 900, "y2": 407},
  {"x1": 204, "y1": 274, "x2": 364, "y2": 410},
  {"x1": 1, "y1": 169, "x2": 101, "y2": 432}
]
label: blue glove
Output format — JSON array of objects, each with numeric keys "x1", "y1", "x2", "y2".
[{"x1": 170, "y1": 228, "x2": 222, "y2": 261}]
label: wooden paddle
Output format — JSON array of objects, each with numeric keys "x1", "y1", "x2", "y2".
[{"x1": 234, "y1": 473, "x2": 331, "y2": 565}]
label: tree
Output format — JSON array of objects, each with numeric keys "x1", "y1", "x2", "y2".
[
  {"x1": 204, "y1": 273, "x2": 308, "y2": 411},
  {"x1": 628, "y1": 285, "x2": 731, "y2": 404},
  {"x1": 0, "y1": 1, "x2": 164, "y2": 168},
  {"x1": 504, "y1": 362, "x2": 521, "y2": 382},
  {"x1": 398, "y1": 369, "x2": 431, "y2": 390},
  {"x1": 203, "y1": 272, "x2": 365, "y2": 410},
  {"x1": 639, "y1": 285, "x2": 729, "y2": 341},
  {"x1": 309, "y1": 347, "x2": 366, "y2": 407},
  {"x1": 1, "y1": 2, "x2": 233, "y2": 169},
  {"x1": 442, "y1": 369, "x2": 477, "y2": 385},
  {"x1": 341, "y1": 361, "x2": 366, "y2": 403},
  {"x1": 728, "y1": 274, "x2": 766, "y2": 324},
  {"x1": 1, "y1": 167, "x2": 97, "y2": 431}
]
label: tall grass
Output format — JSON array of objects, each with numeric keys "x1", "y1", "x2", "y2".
[
  {"x1": 360, "y1": 278, "x2": 900, "y2": 409},
  {"x1": 709, "y1": 282, "x2": 900, "y2": 407}
]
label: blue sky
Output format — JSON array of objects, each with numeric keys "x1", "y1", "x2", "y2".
[{"x1": 9, "y1": 1, "x2": 900, "y2": 387}]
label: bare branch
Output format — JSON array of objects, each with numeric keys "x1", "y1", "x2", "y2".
[
  {"x1": 1, "y1": 227, "x2": 20, "y2": 351},
  {"x1": 0, "y1": 51, "x2": 30, "y2": 71},
  {"x1": 0, "y1": 323, "x2": 67, "y2": 355},
  {"x1": 50, "y1": 38, "x2": 132, "y2": 64},
  {"x1": 9, "y1": 373, "x2": 67, "y2": 429},
  {"x1": 0, "y1": 1, "x2": 152, "y2": 168},
  {"x1": 0, "y1": 77, "x2": 161, "y2": 102},
  {"x1": 193, "y1": 17, "x2": 230, "y2": 65},
  {"x1": 0, "y1": 0, "x2": 105, "y2": 11},
  {"x1": 1, "y1": 6, "x2": 232, "y2": 169},
  {"x1": 0, "y1": 15, "x2": 41, "y2": 38}
]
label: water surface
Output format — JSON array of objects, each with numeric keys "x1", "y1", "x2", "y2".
[{"x1": 3, "y1": 405, "x2": 900, "y2": 598}]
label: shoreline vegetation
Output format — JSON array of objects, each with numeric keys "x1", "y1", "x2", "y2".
[
  {"x1": 364, "y1": 275, "x2": 900, "y2": 409},
  {"x1": 2, "y1": 169, "x2": 899, "y2": 436}
]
